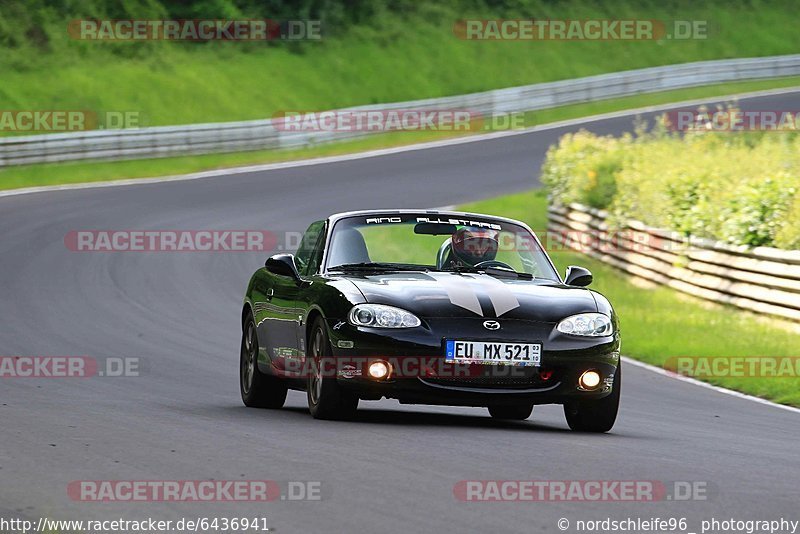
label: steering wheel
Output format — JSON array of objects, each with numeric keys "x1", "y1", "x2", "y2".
[{"x1": 473, "y1": 260, "x2": 514, "y2": 270}]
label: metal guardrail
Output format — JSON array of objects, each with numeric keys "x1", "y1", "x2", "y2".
[
  {"x1": 548, "y1": 203, "x2": 800, "y2": 322},
  {"x1": 3, "y1": 54, "x2": 800, "y2": 167}
]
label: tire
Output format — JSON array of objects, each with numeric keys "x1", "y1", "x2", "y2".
[
  {"x1": 488, "y1": 404, "x2": 534, "y2": 420},
  {"x1": 240, "y1": 314, "x2": 287, "y2": 409},
  {"x1": 307, "y1": 317, "x2": 358, "y2": 420},
  {"x1": 564, "y1": 363, "x2": 621, "y2": 433}
]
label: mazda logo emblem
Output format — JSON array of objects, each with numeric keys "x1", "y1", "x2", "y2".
[{"x1": 483, "y1": 320, "x2": 500, "y2": 330}]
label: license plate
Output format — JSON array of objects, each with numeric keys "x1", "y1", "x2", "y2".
[{"x1": 445, "y1": 340, "x2": 541, "y2": 366}]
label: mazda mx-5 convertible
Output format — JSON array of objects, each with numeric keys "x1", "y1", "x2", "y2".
[{"x1": 240, "y1": 210, "x2": 621, "y2": 432}]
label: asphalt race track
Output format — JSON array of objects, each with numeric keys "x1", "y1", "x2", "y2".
[{"x1": 2, "y1": 91, "x2": 799, "y2": 533}]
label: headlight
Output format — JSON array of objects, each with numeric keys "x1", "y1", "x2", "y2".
[
  {"x1": 557, "y1": 313, "x2": 613, "y2": 337},
  {"x1": 348, "y1": 304, "x2": 421, "y2": 328}
]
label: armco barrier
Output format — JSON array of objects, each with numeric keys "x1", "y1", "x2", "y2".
[
  {"x1": 2, "y1": 54, "x2": 800, "y2": 167},
  {"x1": 548, "y1": 203, "x2": 800, "y2": 322}
]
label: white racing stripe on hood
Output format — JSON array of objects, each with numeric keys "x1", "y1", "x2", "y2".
[
  {"x1": 474, "y1": 275, "x2": 520, "y2": 316},
  {"x1": 428, "y1": 272, "x2": 520, "y2": 317},
  {"x1": 429, "y1": 273, "x2": 484, "y2": 316}
]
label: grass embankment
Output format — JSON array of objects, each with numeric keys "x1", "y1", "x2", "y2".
[
  {"x1": 459, "y1": 190, "x2": 800, "y2": 407},
  {"x1": 2, "y1": 0, "x2": 800, "y2": 189},
  {"x1": 3, "y1": 1, "x2": 799, "y2": 126}
]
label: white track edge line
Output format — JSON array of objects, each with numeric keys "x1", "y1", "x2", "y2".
[
  {"x1": 621, "y1": 356, "x2": 800, "y2": 415},
  {"x1": 2, "y1": 85, "x2": 800, "y2": 199}
]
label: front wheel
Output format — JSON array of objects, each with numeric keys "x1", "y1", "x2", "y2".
[
  {"x1": 240, "y1": 315, "x2": 287, "y2": 408},
  {"x1": 564, "y1": 364, "x2": 621, "y2": 433},
  {"x1": 488, "y1": 404, "x2": 534, "y2": 420},
  {"x1": 307, "y1": 318, "x2": 358, "y2": 420}
]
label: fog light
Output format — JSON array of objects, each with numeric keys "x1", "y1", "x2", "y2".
[
  {"x1": 368, "y1": 360, "x2": 391, "y2": 380},
  {"x1": 579, "y1": 370, "x2": 601, "y2": 390}
]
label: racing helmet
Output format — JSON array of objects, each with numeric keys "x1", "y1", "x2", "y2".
[{"x1": 451, "y1": 227, "x2": 499, "y2": 266}]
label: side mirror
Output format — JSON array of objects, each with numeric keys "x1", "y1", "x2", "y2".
[
  {"x1": 265, "y1": 254, "x2": 301, "y2": 281},
  {"x1": 564, "y1": 265, "x2": 593, "y2": 287}
]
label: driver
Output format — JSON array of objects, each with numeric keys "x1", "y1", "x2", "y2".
[{"x1": 447, "y1": 227, "x2": 500, "y2": 268}]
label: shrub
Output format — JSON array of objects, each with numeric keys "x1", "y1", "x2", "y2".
[
  {"x1": 774, "y1": 193, "x2": 800, "y2": 249},
  {"x1": 541, "y1": 121, "x2": 800, "y2": 250},
  {"x1": 541, "y1": 131, "x2": 626, "y2": 209}
]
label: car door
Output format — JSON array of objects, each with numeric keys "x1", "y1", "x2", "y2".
[
  {"x1": 256, "y1": 221, "x2": 326, "y2": 375},
  {"x1": 292, "y1": 220, "x2": 327, "y2": 366},
  {"x1": 252, "y1": 262, "x2": 302, "y2": 373}
]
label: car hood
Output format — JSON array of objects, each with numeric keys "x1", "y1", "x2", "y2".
[{"x1": 340, "y1": 271, "x2": 598, "y2": 322}]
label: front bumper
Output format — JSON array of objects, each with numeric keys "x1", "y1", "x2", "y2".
[{"x1": 327, "y1": 316, "x2": 620, "y2": 407}]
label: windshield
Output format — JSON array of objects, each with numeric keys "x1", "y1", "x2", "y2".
[{"x1": 325, "y1": 214, "x2": 559, "y2": 281}]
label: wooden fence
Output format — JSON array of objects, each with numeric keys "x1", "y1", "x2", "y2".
[{"x1": 547, "y1": 203, "x2": 800, "y2": 322}]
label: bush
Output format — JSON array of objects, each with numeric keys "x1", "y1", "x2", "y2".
[
  {"x1": 774, "y1": 194, "x2": 800, "y2": 249},
  {"x1": 541, "y1": 119, "x2": 800, "y2": 250},
  {"x1": 541, "y1": 130, "x2": 626, "y2": 210}
]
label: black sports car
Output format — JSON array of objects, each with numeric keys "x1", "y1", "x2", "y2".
[{"x1": 240, "y1": 209, "x2": 621, "y2": 432}]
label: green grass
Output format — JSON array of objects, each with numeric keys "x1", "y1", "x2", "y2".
[
  {"x1": 2, "y1": 1, "x2": 800, "y2": 127},
  {"x1": 458, "y1": 189, "x2": 800, "y2": 407},
  {"x1": 3, "y1": 77, "x2": 799, "y2": 191}
]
